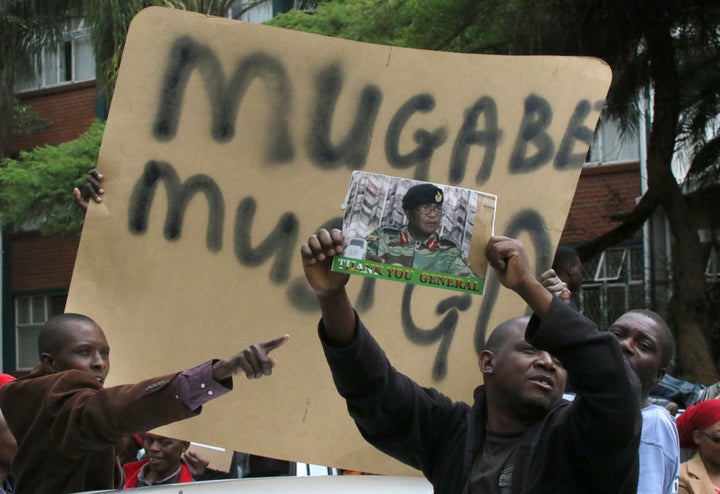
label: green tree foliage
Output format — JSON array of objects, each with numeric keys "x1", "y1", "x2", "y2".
[
  {"x1": 268, "y1": 0, "x2": 526, "y2": 52},
  {"x1": 0, "y1": 120, "x2": 104, "y2": 236},
  {"x1": 269, "y1": 0, "x2": 409, "y2": 44},
  {"x1": 12, "y1": 103, "x2": 48, "y2": 134}
]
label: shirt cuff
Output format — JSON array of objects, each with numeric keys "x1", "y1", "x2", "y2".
[{"x1": 172, "y1": 360, "x2": 232, "y2": 411}]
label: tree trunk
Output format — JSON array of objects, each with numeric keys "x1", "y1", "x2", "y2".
[
  {"x1": 575, "y1": 190, "x2": 660, "y2": 262},
  {"x1": 645, "y1": 22, "x2": 717, "y2": 382}
]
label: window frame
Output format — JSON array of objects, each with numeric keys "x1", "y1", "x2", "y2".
[
  {"x1": 14, "y1": 18, "x2": 95, "y2": 93},
  {"x1": 14, "y1": 292, "x2": 67, "y2": 370},
  {"x1": 586, "y1": 117, "x2": 641, "y2": 165},
  {"x1": 578, "y1": 244, "x2": 645, "y2": 330}
]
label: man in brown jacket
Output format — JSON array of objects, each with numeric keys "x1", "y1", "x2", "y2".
[{"x1": 0, "y1": 313, "x2": 288, "y2": 494}]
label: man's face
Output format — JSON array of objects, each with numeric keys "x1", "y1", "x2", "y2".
[
  {"x1": 143, "y1": 434, "x2": 188, "y2": 477},
  {"x1": 608, "y1": 312, "x2": 664, "y2": 395},
  {"x1": 44, "y1": 320, "x2": 110, "y2": 384},
  {"x1": 483, "y1": 325, "x2": 566, "y2": 418},
  {"x1": 565, "y1": 257, "x2": 583, "y2": 293},
  {"x1": 405, "y1": 204, "x2": 442, "y2": 238}
]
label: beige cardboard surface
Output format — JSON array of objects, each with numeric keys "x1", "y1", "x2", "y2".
[
  {"x1": 187, "y1": 443, "x2": 234, "y2": 473},
  {"x1": 67, "y1": 7, "x2": 611, "y2": 475}
]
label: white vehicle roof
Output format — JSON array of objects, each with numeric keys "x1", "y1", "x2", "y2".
[{"x1": 78, "y1": 475, "x2": 432, "y2": 493}]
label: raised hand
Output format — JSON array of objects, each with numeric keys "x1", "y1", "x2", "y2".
[
  {"x1": 300, "y1": 228, "x2": 350, "y2": 296},
  {"x1": 485, "y1": 236, "x2": 533, "y2": 290},
  {"x1": 540, "y1": 268, "x2": 572, "y2": 303},
  {"x1": 73, "y1": 169, "x2": 104, "y2": 210},
  {"x1": 486, "y1": 236, "x2": 553, "y2": 318},
  {"x1": 182, "y1": 450, "x2": 209, "y2": 477}
]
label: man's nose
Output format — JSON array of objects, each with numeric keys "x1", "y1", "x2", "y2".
[
  {"x1": 91, "y1": 352, "x2": 106, "y2": 368},
  {"x1": 534, "y1": 351, "x2": 556, "y2": 370},
  {"x1": 617, "y1": 338, "x2": 634, "y2": 356}
]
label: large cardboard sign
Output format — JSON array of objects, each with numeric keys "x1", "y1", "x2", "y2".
[{"x1": 67, "y1": 7, "x2": 611, "y2": 475}]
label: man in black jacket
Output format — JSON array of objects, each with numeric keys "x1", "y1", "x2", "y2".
[{"x1": 301, "y1": 229, "x2": 641, "y2": 493}]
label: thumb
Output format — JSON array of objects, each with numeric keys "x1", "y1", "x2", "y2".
[{"x1": 73, "y1": 187, "x2": 86, "y2": 207}]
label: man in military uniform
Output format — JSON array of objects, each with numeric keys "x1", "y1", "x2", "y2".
[{"x1": 365, "y1": 183, "x2": 478, "y2": 277}]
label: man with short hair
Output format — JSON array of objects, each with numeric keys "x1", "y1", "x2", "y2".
[
  {"x1": 301, "y1": 229, "x2": 641, "y2": 493},
  {"x1": 550, "y1": 244, "x2": 703, "y2": 414},
  {"x1": 608, "y1": 309, "x2": 680, "y2": 494},
  {"x1": 549, "y1": 244, "x2": 680, "y2": 492},
  {"x1": 123, "y1": 433, "x2": 194, "y2": 488},
  {"x1": 365, "y1": 183, "x2": 477, "y2": 276},
  {"x1": 551, "y1": 245, "x2": 582, "y2": 294},
  {"x1": 0, "y1": 313, "x2": 288, "y2": 494}
]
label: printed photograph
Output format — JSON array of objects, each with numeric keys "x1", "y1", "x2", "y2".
[{"x1": 333, "y1": 171, "x2": 497, "y2": 294}]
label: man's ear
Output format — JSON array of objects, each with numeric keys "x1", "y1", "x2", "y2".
[
  {"x1": 655, "y1": 368, "x2": 667, "y2": 386},
  {"x1": 479, "y1": 350, "x2": 495, "y2": 375},
  {"x1": 40, "y1": 353, "x2": 56, "y2": 374}
]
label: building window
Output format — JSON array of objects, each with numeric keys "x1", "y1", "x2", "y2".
[
  {"x1": 15, "y1": 294, "x2": 67, "y2": 369},
  {"x1": 231, "y1": 0, "x2": 273, "y2": 22},
  {"x1": 706, "y1": 244, "x2": 720, "y2": 281},
  {"x1": 587, "y1": 117, "x2": 640, "y2": 164},
  {"x1": 15, "y1": 18, "x2": 95, "y2": 92},
  {"x1": 579, "y1": 245, "x2": 644, "y2": 330}
]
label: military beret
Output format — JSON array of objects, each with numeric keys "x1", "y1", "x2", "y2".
[{"x1": 402, "y1": 183, "x2": 444, "y2": 210}]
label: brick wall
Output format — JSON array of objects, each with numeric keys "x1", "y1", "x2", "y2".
[
  {"x1": 9, "y1": 233, "x2": 80, "y2": 293},
  {"x1": 10, "y1": 81, "x2": 97, "y2": 155},
  {"x1": 561, "y1": 162, "x2": 642, "y2": 245}
]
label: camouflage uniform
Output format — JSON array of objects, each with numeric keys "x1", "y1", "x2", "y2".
[{"x1": 366, "y1": 225, "x2": 478, "y2": 277}]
